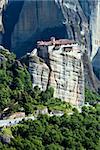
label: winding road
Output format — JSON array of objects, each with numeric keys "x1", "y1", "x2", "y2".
[{"x1": 0, "y1": 116, "x2": 35, "y2": 127}]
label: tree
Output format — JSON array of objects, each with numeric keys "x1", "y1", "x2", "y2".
[
  {"x1": 85, "y1": 88, "x2": 100, "y2": 103},
  {"x1": 41, "y1": 87, "x2": 54, "y2": 103},
  {"x1": 46, "y1": 143, "x2": 64, "y2": 150},
  {"x1": 0, "y1": 85, "x2": 11, "y2": 111}
]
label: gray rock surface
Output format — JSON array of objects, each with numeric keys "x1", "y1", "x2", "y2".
[
  {"x1": 1, "y1": 0, "x2": 99, "y2": 82},
  {"x1": 0, "y1": 0, "x2": 99, "y2": 90},
  {"x1": 92, "y1": 48, "x2": 100, "y2": 80},
  {"x1": 0, "y1": 0, "x2": 7, "y2": 44},
  {"x1": 0, "y1": 135, "x2": 12, "y2": 144},
  {"x1": 83, "y1": 51, "x2": 100, "y2": 91},
  {"x1": 29, "y1": 55, "x2": 50, "y2": 91},
  {"x1": 1, "y1": 0, "x2": 98, "y2": 58},
  {"x1": 29, "y1": 40, "x2": 84, "y2": 106}
]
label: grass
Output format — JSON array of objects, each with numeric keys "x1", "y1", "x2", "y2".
[{"x1": 1, "y1": 127, "x2": 12, "y2": 137}]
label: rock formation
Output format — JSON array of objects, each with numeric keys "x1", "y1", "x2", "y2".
[
  {"x1": 29, "y1": 54, "x2": 50, "y2": 91},
  {"x1": 90, "y1": 0, "x2": 100, "y2": 60},
  {"x1": 29, "y1": 38, "x2": 84, "y2": 106},
  {"x1": 0, "y1": 0, "x2": 99, "y2": 77},
  {"x1": 0, "y1": 0, "x2": 7, "y2": 43},
  {"x1": 0, "y1": 0, "x2": 99, "y2": 91},
  {"x1": 0, "y1": 0, "x2": 98, "y2": 57},
  {"x1": 83, "y1": 51, "x2": 100, "y2": 91},
  {"x1": 92, "y1": 48, "x2": 100, "y2": 80}
]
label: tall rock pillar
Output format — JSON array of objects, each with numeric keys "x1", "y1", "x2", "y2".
[{"x1": 0, "y1": 0, "x2": 7, "y2": 44}]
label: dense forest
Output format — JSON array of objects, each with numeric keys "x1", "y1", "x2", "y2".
[
  {"x1": 0, "y1": 47, "x2": 100, "y2": 149},
  {"x1": 0, "y1": 105, "x2": 100, "y2": 150}
]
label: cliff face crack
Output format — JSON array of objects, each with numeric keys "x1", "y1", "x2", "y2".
[
  {"x1": 29, "y1": 38, "x2": 85, "y2": 106},
  {"x1": 46, "y1": 57, "x2": 52, "y2": 90}
]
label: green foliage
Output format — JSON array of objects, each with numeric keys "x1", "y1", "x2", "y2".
[
  {"x1": 0, "y1": 105, "x2": 99, "y2": 150},
  {"x1": 85, "y1": 88, "x2": 100, "y2": 103},
  {"x1": 46, "y1": 143, "x2": 64, "y2": 150},
  {"x1": 40, "y1": 86, "x2": 54, "y2": 103},
  {"x1": 0, "y1": 49, "x2": 71, "y2": 116},
  {"x1": 0, "y1": 49, "x2": 32, "y2": 113},
  {"x1": 0, "y1": 85, "x2": 11, "y2": 111},
  {"x1": 0, "y1": 49, "x2": 99, "y2": 150},
  {"x1": 1, "y1": 127, "x2": 12, "y2": 137}
]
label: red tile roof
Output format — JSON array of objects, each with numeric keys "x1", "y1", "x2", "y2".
[{"x1": 37, "y1": 39, "x2": 76, "y2": 46}]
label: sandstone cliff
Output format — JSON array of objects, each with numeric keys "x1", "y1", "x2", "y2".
[
  {"x1": 0, "y1": 0, "x2": 100, "y2": 90},
  {"x1": 28, "y1": 39, "x2": 84, "y2": 106},
  {"x1": 1, "y1": 0, "x2": 99, "y2": 76},
  {"x1": 1, "y1": 0, "x2": 97, "y2": 57}
]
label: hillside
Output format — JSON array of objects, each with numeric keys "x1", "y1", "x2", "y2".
[
  {"x1": 0, "y1": 46, "x2": 100, "y2": 150},
  {"x1": 0, "y1": 1, "x2": 100, "y2": 149},
  {"x1": 0, "y1": 47, "x2": 76, "y2": 117},
  {"x1": 0, "y1": 105, "x2": 100, "y2": 150},
  {"x1": 0, "y1": 46, "x2": 100, "y2": 115}
]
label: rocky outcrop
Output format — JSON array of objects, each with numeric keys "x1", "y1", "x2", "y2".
[
  {"x1": 29, "y1": 55, "x2": 50, "y2": 91},
  {"x1": 0, "y1": 127, "x2": 13, "y2": 144},
  {"x1": 1, "y1": 0, "x2": 99, "y2": 81},
  {"x1": 0, "y1": 0, "x2": 99, "y2": 90},
  {"x1": 0, "y1": 0, "x2": 7, "y2": 43},
  {"x1": 90, "y1": 1, "x2": 100, "y2": 60},
  {"x1": 0, "y1": 134, "x2": 12, "y2": 144},
  {"x1": 0, "y1": 1, "x2": 99, "y2": 58},
  {"x1": 92, "y1": 48, "x2": 100, "y2": 80},
  {"x1": 29, "y1": 39, "x2": 84, "y2": 106},
  {"x1": 83, "y1": 51, "x2": 100, "y2": 91},
  {"x1": 0, "y1": 0, "x2": 95, "y2": 57}
]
